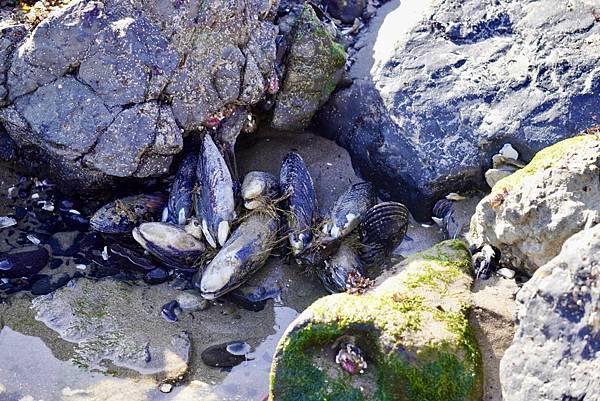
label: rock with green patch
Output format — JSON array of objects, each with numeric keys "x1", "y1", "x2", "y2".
[
  {"x1": 32, "y1": 278, "x2": 189, "y2": 379},
  {"x1": 269, "y1": 240, "x2": 482, "y2": 401},
  {"x1": 469, "y1": 134, "x2": 600, "y2": 276},
  {"x1": 271, "y1": 5, "x2": 346, "y2": 131}
]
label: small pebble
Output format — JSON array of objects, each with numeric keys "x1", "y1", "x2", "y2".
[
  {"x1": 497, "y1": 268, "x2": 515, "y2": 279},
  {"x1": 177, "y1": 291, "x2": 209, "y2": 312},
  {"x1": 75, "y1": 264, "x2": 87, "y2": 270},
  {"x1": 159, "y1": 383, "x2": 173, "y2": 393},
  {"x1": 499, "y1": 143, "x2": 519, "y2": 160}
]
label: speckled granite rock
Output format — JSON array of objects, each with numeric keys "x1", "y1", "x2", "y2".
[
  {"x1": 499, "y1": 224, "x2": 600, "y2": 401},
  {"x1": 270, "y1": 240, "x2": 482, "y2": 401},
  {"x1": 470, "y1": 134, "x2": 600, "y2": 275}
]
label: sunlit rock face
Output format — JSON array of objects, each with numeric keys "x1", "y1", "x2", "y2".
[
  {"x1": 314, "y1": 0, "x2": 600, "y2": 221},
  {"x1": 0, "y1": 0, "x2": 278, "y2": 189}
]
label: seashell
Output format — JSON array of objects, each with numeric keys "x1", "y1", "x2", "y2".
[
  {"x1": 196, "y1": 212, "x2": 279, "y2": 300},
  {"x1": 109, "y1": 244, "x2": 157, "y2": 271},
  {"x1": 358, "y1": 202, "x2": 409, "y2": 268},
  {"x1": 196, "y1": 134, "x2": 237, "y2": 248},
  {"x1": 161, "y1": 300, "x2": 182, "y2": 322},
  {"x1": 325, "y1": 182, "x2": 377, "y2": 238},
  {"x1": 212, "y1": 107, "x2": 249, "y2": 180},
  {"x1": 317, "y1": 241, "x2": 364, "y2": 294},
  {"x1": 499, "y1": 143, "x2": 519, "y2": 160},
  {"x1": 0, "y1": 216, "x2": 17, "y2": 229},
  {"x1": 241, "y1": 171, "x2": 280, "y2": 210},
  {"x1": 432, "y1": 199, "x2": 463, "y2": 239},
  {"x1": 90, "y1": 194, "x2": 166, "y2": 235},
  {"x1": 165, "y1": 152, "x2": 198, "y2": 225},
  {"x1": 0, "y1": 245, "x2": 49, "y2": 278},
  {"x1": 133, "y1": 222, "x2": 205, "y2": 268},
  {"x1": 280, "y1": 151, "x2": 318, "y2": 256}
]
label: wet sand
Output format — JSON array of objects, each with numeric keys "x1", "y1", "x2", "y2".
[{"x1": 0, "y1": 131, "x2": 516, "y2": 400}]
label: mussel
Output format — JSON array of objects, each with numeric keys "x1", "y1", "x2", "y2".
[
  {"x1": 432, "y1": 199, "x2": 462, "y2": 239},
  {"x1": 324, "y1": 182, "x2": 377, "y2": 238},
  {"x1": 317, "y1": 241, "x2": 364, "y2": 294},
  {"x1": 196, "y1": 134, "x2": 237, "y2": 248},
  {"x1": 280, "y1": 151, "x2": 317, "y2": 256},
  {"x1": 241, "y1": 171, "x2": 280, "y2": 210},
  {"x1": 0, "y1": 246, "x2": 49, "y2": 278},
  {"x1": 133, "y1": 222, "x2": 206, "y2": 268},
  {"x1": 195, "y1": 212, "x2": 279, "y2": 300},
  {"x1": 212, "y1": 107, "x2": 249, "y2": 180},
  {"x1": 358, "y1": 202, "x2": 409, "y2": 268},
  {"x1": 164, "y1": 152, "x2": 198, "y2": 225},
  {"x1": 90, "y1": 194, "x2": 166, "y2": 235}
]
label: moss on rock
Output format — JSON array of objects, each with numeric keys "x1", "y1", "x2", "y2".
[
  {"x1": 269, "y1": 240, "x2": 482, "y2": 401},
  {"x1": 271, "y1": 4, "x2": 347, "y2": 131}
]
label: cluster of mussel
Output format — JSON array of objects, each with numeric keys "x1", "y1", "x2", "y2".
[{"x1": 90, "y1": 132, "x2": 409, "y2": 300}]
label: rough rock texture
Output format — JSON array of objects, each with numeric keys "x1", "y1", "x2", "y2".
[
  {"x1": 314, "y1": 0, "x2": 600, "y2": 221},
  {"x1": 269, "y1": 240, "x2": 482, "y2": 401},
  {"x1": 499, "y1": 224, "x2": 600, "y2": 401},
  {"x1": 470, "y1": 134, "x2": 600, "y2": 275},
  {"x1": 32, "y1": 278, "x2": 190, "y2": 379},
  {"x1": 0, "y1": 23, "x2": 28, "y2": 106},
  {"x1": 0, "y1": 0, "x2": 278, "y2": 188},
  {"x1": 271, "y1": 5, "x2": 346, "y2": 131}
]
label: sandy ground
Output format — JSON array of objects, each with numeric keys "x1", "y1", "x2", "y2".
[{"x1": 0, "y1": 130, "x2": 517, "y2": 401}]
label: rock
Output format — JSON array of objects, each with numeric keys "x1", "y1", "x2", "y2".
[
  {"x1": 0, "y1": 23, "x2": 28, "y2": 106},
  {"x1": 484, "y1": 168, "x2": 515, "y2": 188},
  {"x1": 499, "y1": 224, "x2": 600, "y2": 401},
  {"x1": 32, "y1": 278, "x2": 190, "y2": 379},
  {"x1": 324, "y1": 0, "x2": 366, "y2": 24},
  {"x1": 0, "y1": 0, "x2": 278, "y2": 189},
  {"x1": 496, "y1": 268, "x2": 515, "y2": 280},
  {"x1": 271, "y1": 5, "x2": 346, "y2": 131},
  {"x1": 176, "y1": 291, "x2": 209, "y2": 312},
  {"x1": 0, "y1": 245, "x2": 49, "y2": 278},
  {"x1": 201, "y1": 341, "x2": 252, "y2": 368},
  {"x1": 314, "y1": 0, "x2": 600, "y2": 220},
  {"x1": 470, "y1": 134, "x2": 600, "y2": 275},
  {"x1": 269, "y1": 240, "x2": 482, "y2": 401}
]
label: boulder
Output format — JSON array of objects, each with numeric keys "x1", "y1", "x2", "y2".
[
  {"x1": 469, "y1": 134, "x2": 600, "y2": 275},
  {"x1": 32, "y1": 278, "x2": 190, "y2": 379},
  {"x1": 271, "y1": 5, "x2": 346, "y2": 131},
  {"x1": 269, "y1": 240, "x2": 482, "y2": 401},
  {"x1": 313, "y1": 0, "x2": 600, "y2": 221},
  {"x1": 0, "y1": 23, "x2": 27, "y2": 106},
  {"x1": 0, "y1": 0, "x2": 278, "y2": 188},
  {"x1": 499, "y1": 224, "x2": 600, "y2": 401}
]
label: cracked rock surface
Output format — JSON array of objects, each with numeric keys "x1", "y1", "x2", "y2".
[
  {"x1": 499, "y1": 223, "x2": 600, "y2": 401},
  {"x1": 314, "y1": 0, "x2": 600, "y2": 221},
  {"x1": 0, "y1": 0, "x2": 278, "y2": 188}
]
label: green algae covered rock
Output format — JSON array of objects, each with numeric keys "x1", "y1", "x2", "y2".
[
  {"x1": 470, "y1": 133, "x2": 600, "y2": 275},
  {"x1": 269, "y1": 240, "x2": 482, "y2": 401},
  {"x1": 271, "y1": 4, "x2": 346, "y2": 131}
]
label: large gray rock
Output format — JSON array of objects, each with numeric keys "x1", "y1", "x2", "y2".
[
  {"x1": 469, "y1": 134, "x2": 600, "y2": 276},
  {"x1": 32, "y1": 278, "x2": 190, "y2": 379},
  {"x1": 499, "y1": 224, "x2": 600, "y2": 401},
  {"x1": 0, "y1": 0, "x2": 278, "y2": 188},
  {"x1": 314, "y1": 0, "x2": 600, "y2": 221}
]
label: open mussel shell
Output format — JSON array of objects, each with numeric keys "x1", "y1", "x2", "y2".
[
  {"x1": 201, "y1": 341, "x2": 252, "y2": 368},
  {"x1": 280, "y1": 151, "x2": 317, "y2": 256},
  {"x1": 325, "y1": 182, "x2": 377, "y2": 238},
  {"x1": 358, "y1": 202, "x2": 409, "y2": 268},
  {"x1": 317, "y1": 242, "x2": 364, "y2": 294},
  {"x1": 241, "y1": 171, "x2": 280, "y2": 210},
  {"x1": 0, "y1": 245, "x2": 49, "y2": 278},
  {"x1": 132, "y1": 222, "x2": 206, "y2": 269},
  {"x1": 165, "y1": 152, "x2": 198, "y2": 225},
  {"x1": 90, "y1": 194, "x2": 167, "y2": 235},
  {"x1": 196, "y1": 134, "x2": 236, "y2": 248},
  {"x1": 195, "y1": 212, "x2": 279, "y2": 300}
]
